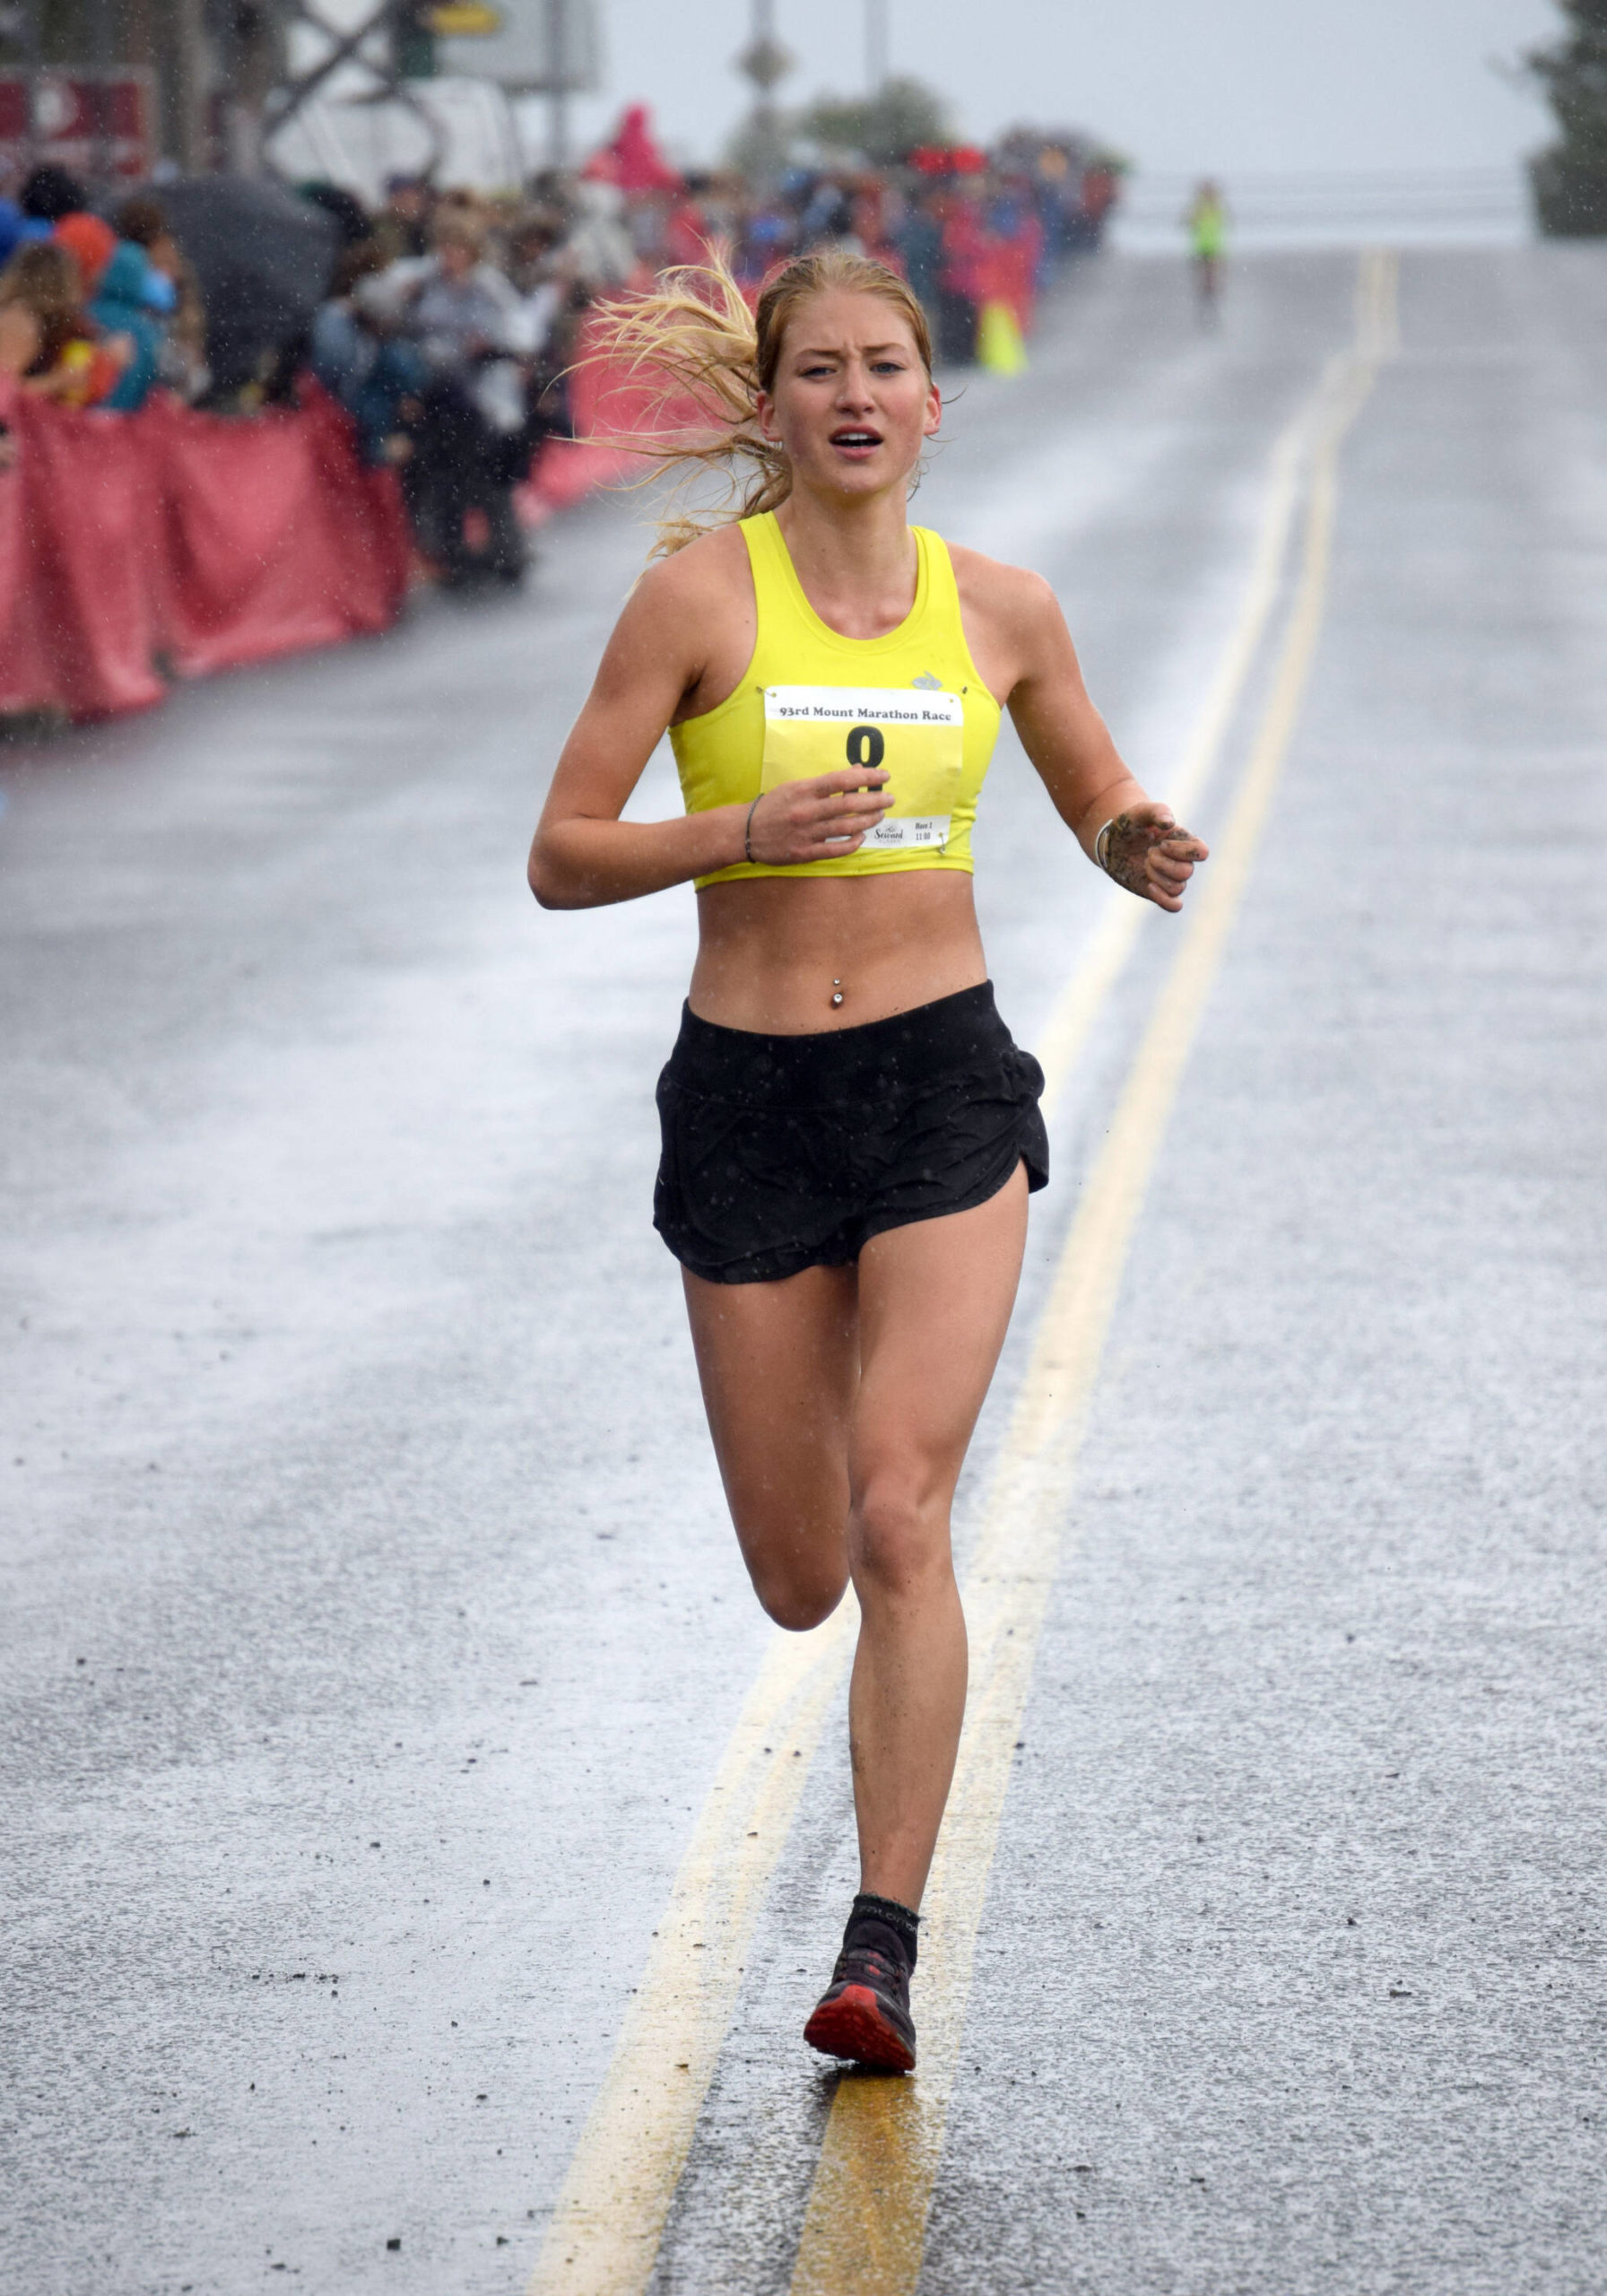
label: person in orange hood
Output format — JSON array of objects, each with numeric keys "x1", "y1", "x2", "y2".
[{"x1": 51, "y1": 212, "x2": 117, "y2": 296}]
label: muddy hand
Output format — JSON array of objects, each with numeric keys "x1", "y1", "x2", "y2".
[{"x1": 1101, "y1": 802, "x2": 1209, "y2": 913}]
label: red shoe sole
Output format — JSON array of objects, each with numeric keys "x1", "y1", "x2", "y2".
[{"x1": 804, "y1": 1984, "x2": 916, "y2": 2073}]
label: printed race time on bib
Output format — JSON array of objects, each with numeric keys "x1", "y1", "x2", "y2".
[{"x1": 761, "y1": 687, "x2": 964, "y2": 850}]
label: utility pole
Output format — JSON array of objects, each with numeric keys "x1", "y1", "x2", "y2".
[
  {"x1": 546, "y1": 0, "x2": 569, "y2": 168},
  {"x1": 155, "y1": 0, "x2": 209, "y2": 171},
  {"x1": 736, "y1": 0, "x2": 793, "y2": 183},
  {"x1": 864, "y1": 0, "x2": 887, "y2": 93},
  {"x1": 88, "y1": 0, "x2": 112, "y2": 189},
  {"x1": 227, "y1": 0, "x2": 288, "y2": 175},
  {"x1": 19, "y1": 0, "x2": 42, "y2": 170}
]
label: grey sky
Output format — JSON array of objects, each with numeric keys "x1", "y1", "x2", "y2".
[{"x1": 555, "y1": 0, "x2": 1558, "y2": 178}]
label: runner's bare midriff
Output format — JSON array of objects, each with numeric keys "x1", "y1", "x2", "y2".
[{"x1": 689, "y1": 870, "x2": 987, "y2": 1035}]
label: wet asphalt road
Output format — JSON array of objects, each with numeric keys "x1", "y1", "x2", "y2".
[{"x1": 4, "y1": 247, "x2": 1605, "y2": 2295}]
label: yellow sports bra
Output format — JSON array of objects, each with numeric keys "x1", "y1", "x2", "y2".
[{"x1": 672, "y1": 510, "x2": 1003, "y2": 889}]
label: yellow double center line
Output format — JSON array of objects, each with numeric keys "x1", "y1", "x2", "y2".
[
  {"x1": 786, "y1": 246, "x2": 1396, "y2": 2293},
  {"x1": 531, "y1": 248, "x2": 1398, "y2": 2296}
]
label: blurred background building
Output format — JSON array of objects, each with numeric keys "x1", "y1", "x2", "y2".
[{"x1": 0, "y1": 0, "x2": 605, "y2": 185}]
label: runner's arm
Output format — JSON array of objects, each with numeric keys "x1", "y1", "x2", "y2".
[
  {"x1": 528, "y1": 557, "x2": 891, "y2": 909},
  {"x1": 528, "y1": 564, "x2": 743, "y2": 907},
  {"x1": 1002, "y1": 568, "x2": 1208, "y2": 913}
]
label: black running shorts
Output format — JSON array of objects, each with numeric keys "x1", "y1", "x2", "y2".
[{"x1": 653, "y1": 981, "x2": 1049, "y2": 1285}]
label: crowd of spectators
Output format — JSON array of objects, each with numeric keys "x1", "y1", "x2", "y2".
[
  {"x1": 0, "y1": 166, "x2": 201, "y2": 416},
  {"x1": 0, "y1": 115, "x2": 1120, "y2": 587}
]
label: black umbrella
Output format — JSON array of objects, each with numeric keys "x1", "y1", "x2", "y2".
[{"x1": 156, "y1": 176, "x2": 342, "y2": 398}]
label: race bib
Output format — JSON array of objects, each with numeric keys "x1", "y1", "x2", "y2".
[{"x1": 761, "y1": 686, "x2": 964, "y2": 850}]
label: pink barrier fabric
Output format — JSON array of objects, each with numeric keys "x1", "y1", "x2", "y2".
[
  {"x1": 520, "y1": 435, "x2": 639, "y2": 527},
  {"x1": 147, "y1": 388, "x2": 411, "y2": 681},
  {"x1": 0, "y1": 378, "x2": 411, "y2": 723},
  {"x1": 0, "y1": 385, "x2": 163, "y2": 718},
  {"x1": 519, "y1": 317, "x2": 653, "y2": 530}
]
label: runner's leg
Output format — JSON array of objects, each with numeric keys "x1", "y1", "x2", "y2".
[
  {"x1": 684, "y1": 1165, "x2": 1029, "y2": 1903},
  {"x1": 847, "y1": 1165, "x2": 1029, "y2": 1909},
  {"x1": 682, "y1": 1261, "x2": 859, "y2": 1631}
]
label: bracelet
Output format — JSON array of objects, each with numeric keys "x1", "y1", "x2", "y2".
[
  {"x1": 1093, "y1": 817, "x2": 1116, "y2": 875},
  {"x1": 743, "y1": 794, "x2": 762, "y2": 865}
]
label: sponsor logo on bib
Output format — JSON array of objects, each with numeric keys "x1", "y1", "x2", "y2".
[{"x1": 761, "y1": 686, "x2": 964, "y2": 851}]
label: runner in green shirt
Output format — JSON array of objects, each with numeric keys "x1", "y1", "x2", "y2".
[{"x1": 1186, "y1": 179, "x2": 1229, "y2": 325}]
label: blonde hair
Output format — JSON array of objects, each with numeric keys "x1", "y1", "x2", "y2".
[
  {"x1": 584, "y1": 247, "x2": 934, "y2": 555},
  {"x1": 0, "y1": 240, "x2": 82, "y2": 324}
]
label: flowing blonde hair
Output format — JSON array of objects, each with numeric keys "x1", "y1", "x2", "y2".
[{"x1": 583, "y1": 247, "x2": 934, "y2": 555}]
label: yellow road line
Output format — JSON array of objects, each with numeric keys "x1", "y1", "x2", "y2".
[
  {"x1": 1035, "y1": 328, "x2": 1337, "y2": 1119},
  {"x1": 786, "y1": 248, "x2": 1397, "y2": 2296},
  {"x1": 526, "y1": 1591, "x2": 860, "y2": 2294}
]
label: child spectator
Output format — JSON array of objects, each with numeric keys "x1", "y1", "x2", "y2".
[
  {"x1": 0, "y1": 239, "x2": 126, "y2": 404},
  {"x1": 87, "y1": 239, "x2": 175, "y2": 411}
]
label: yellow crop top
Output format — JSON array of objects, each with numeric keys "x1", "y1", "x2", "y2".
[{"x1": 671, "y1": 510, "x2": 1003, "y2": 889}]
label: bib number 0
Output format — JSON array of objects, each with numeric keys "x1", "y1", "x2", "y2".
[{"x1": 762, "y1": 686, "x2": 963, "y2": 851}]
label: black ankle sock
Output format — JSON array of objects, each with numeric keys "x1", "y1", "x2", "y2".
[{"x1": 844, "y1": 1891, "x2": 920, "y2": 1974}]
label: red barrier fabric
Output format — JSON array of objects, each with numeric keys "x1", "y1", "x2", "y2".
[
  {"x1": 0, "y1": 378, "x2": 410, "y2": 723},
  {"x1": 521, "y1": 435, "x2": 638, "y2": 526},
  {"x1": 0, "y1": 379, "x2": 164, "y2": 718},
  {"x1": 978, "y1": 218, "x2": 1044, "y2": 331},
  {"x1": 0, "y1": 398, "x2": 56, "y2": 715},
  {"x1": 149, "y1": 387, "x2": 410, "y2": 680},
  {"x1": 517, "y1": 312, "x2": 693, "y2": 530}
]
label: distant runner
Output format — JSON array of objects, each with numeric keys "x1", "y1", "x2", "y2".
[
  {"x1": 528, "y1": 250, "x2": 1207, "y2": 2074},
  {"x1": 1186, "y1": 178, "x2": 1229, "y2": 324}
]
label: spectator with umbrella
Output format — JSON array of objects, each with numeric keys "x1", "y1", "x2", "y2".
[{"x1": 153, "y1": 177, "x2": 340, "y2": 405}]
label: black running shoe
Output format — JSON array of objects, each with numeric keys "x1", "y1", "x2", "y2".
[{"x1": 804, "y1": 1941, "x2": 917, "y2": 2072}]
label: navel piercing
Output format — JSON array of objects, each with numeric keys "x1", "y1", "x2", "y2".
[{"x1": 830, "y1": 978, "x2": 844, "y2": 1009}]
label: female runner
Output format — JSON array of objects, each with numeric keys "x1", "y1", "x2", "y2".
[{"x1": 528, "y1": 250, "x2": 1206, "y2": 2073}]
